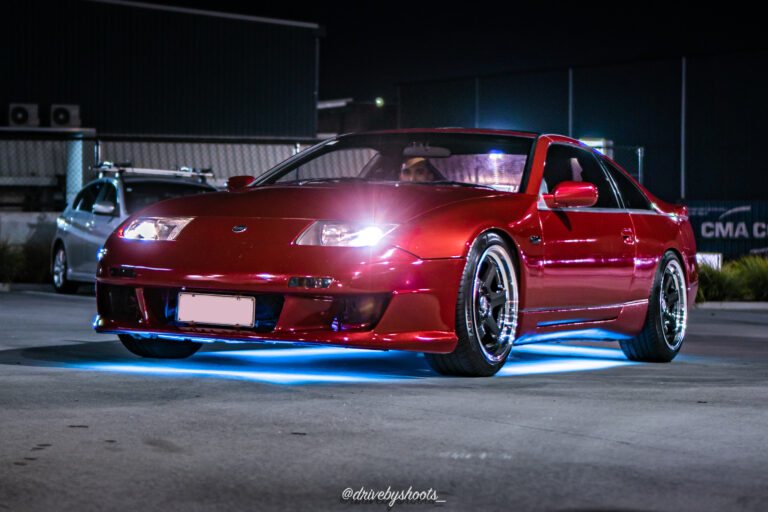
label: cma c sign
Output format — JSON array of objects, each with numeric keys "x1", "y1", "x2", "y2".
[{"x1": 701, "y1": 221, "x2": 768, "y2": 239}]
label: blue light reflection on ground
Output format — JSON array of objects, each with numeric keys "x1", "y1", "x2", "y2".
[{"x1": 67, "y1": 343, "x2": 637, "y2": 385}]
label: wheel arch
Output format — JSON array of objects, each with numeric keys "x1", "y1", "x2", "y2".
[
  {"x1": 480, "y1": 228, "x2": 522, "y2": 281},
  {"x1": 664, "y1": 246, "x2": 687, "y2": 283}
]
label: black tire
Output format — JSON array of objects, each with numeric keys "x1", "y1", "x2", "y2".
[
  {"x1": 425, "y1": 232, "x2": 519, "y2": 376},
  {"x1": 620, "y1": 251, "x2": 688, "y2": 362},
  {"x1": 119, "y1": 334, "x2": 202, "y2": 359},
  {"x1": 52, "y1": 245, "x2": 79, "y2": 294}
]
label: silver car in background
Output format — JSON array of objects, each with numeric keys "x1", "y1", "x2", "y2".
[{"x1": 51, "y1": 167, "x2": 216, "y2": 293}]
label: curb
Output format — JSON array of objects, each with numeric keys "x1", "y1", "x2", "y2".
[
  {"x1": 695, "y1": 301, "x2": 768, "y2": 311},
  {"x1": 0, "y1": 283, "x2": 95, "y2": 293},
  {"x1": 0, "y1": 283, "x2": 56, "y2": 292}
]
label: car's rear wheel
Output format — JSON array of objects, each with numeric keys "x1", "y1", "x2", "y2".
[
  {"x1": 620, "y1": 251, "x2": 688, "y2": 362},
  {"x1": 425, "y1": 232, "x2": 519, "y2": 376},
  {"x1": 52, "y1": 246, "x2": 79, "y2": 294},
  {"x1": 119, "y1": 334, "x2": 202, "y2": 359}
]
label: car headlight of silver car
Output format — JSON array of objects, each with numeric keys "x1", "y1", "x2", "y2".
[
  {"x1": 295, "y1": 221, "x2": 398, "y2": 247},
  {"x1": 119, "y1": 217, "x2": 193, "y2": 241}
]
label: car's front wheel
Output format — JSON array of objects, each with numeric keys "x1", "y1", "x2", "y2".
[
  {"x1": 119, "y1": 334, "x2": 202, "y2": 359},
  {"x1": 425, "y1": 232, "x2": 519, "y2": 376},
  {"x1": 52, "y1": 246, "x2": 79, "y2": 294},
  {"x1": 620, "y1": 251, "x2": 688, "y2": 362}
]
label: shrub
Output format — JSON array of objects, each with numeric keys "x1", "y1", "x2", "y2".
[
  {"x1": 730, "y1": 255, "x2": 768, "y2": 301},
  {"x1": 696, "y1": 262, "x2": 743, "y2": 302}
]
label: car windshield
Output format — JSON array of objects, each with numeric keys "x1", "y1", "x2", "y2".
[
  {"x1": 260, "y1": 133, "x2": 534, "y2": 192},
  {"x1": 124, "y1": 181, "x2": 213, "y2": 214}
]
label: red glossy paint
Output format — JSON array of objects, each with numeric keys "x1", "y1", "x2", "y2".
[
  {"x1": 543, "y1": 181, "x2": 598, "y2": 208},
  {"x1": 226, "y1": 175, "x2": 256, "y2": 191},
  {"x1": 95, "y1": 130, "x2": 698, "y2": 354}
]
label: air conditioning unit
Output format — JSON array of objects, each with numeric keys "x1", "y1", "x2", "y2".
[
  {"x1": 9, "y1": 103, "x2": 40, "y2": 127},
  {"x1": 50, "y1": 104, "x2": 81, "y2": 127}
]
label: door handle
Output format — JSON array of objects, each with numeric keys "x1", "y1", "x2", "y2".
[{"x1": 621, "y1": 228, "x2": 635, "y2": 244}]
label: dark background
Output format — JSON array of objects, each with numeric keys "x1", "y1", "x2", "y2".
[{"x1": 2, "y1": 1, "x2": 767, "y2": 201}]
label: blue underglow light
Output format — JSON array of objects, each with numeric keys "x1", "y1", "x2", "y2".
[
  {"x1": 86, "y1": 364, "x2": 391, "y2": 385},
  {"x1": 58, "y1": 342, "x2": 638, "y2": 385},
  {"x1": 498, "y1": 357, "x2": 634, "y2": 376},
  {"x1": 515, "y1": 328, "x2": 632, "y2": 344},
  {"x1": 212, "y1": 347, "x2": 384, "y2": 359},
  {"x1": 511, "y1": 344, "x2": 630, "y2": 360}
]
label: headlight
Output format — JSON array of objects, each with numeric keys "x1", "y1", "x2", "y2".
[
  {"x1": 295, "y1": 221, "x2": 398, "y2": 247},
  {"x1": 119, "y1": 217, "x2": 193, "y2": 241}
]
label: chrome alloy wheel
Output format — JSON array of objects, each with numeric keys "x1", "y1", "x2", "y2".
[
  {"x1": 53, "y1": 248, "x2": 67, "y2": 288},
  {"x1": 659, "y1": 258, "x2": 687, "y2": 350},
  {"x1": 467, "y1": 244, "x2": 519, "y2": 363}
]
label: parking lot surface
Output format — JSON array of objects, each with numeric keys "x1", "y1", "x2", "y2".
[{"x1": 1, "y1": 290, "x2": 767, "y2": 511}]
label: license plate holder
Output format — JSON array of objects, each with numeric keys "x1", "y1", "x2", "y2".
[{"x1": 176, "y1": 292, "x2": 255, "y2": 327}]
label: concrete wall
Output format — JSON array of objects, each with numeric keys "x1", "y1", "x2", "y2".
[{"x1": 0, "y1": 212, "x2": 59, "y2": 247}]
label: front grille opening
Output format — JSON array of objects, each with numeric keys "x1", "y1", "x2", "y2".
[
  {"x1": 98, "y1": 284, "x2": 141, "y2": 322},
  {"x1": 331, "y1": 294, "x2": 390, "y2": 332}
]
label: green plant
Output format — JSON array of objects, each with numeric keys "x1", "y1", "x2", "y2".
[
  {"x1": 696, "y1": 262, "x2": 743, "y2": 302},
  {"x1": 730, "y1": 255, "x2": 768, "y2": 301},
  {"x1": 0, "y1": 239, "x2": 24, "y2": 283},
  {"x1": 696, "y1": 254, "x2": 768, "y2": 302}
]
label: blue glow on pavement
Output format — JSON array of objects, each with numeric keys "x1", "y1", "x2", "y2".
[
  {"x1": 511, "y1": 343, "x2": 630, "y2": 360},
  {"x1": 59, "y1": 342, "x2": 637, "y2": 385}
]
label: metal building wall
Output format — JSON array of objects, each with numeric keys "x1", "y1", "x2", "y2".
[
  {"x1": 573, "y1": 59, "x2": 681, "y2": 202},
  {"x1": 479, "y1": 70, "x2": 568, "y2": 134},
  {"x1": 398, "y1": 79, "x2": 476, "y2": 128},
  {"x1": 2, "y1": 0, "x2": 318, "y2": 137},
  {"x1": 686, "y1": 51, "x2": 768, "y2": 201}
]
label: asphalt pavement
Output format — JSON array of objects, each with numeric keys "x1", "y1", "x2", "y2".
[{"x1": 1, "y1": 289, "x2": 767, "y2": 512}]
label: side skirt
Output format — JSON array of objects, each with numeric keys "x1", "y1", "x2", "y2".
[{"x1": 515, "y1": 299, "x2": 648, "y2": 344}]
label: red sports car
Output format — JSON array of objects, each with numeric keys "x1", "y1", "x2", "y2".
[{"x1": 94, "y1": 129, "x2": 698, "y2": 376}]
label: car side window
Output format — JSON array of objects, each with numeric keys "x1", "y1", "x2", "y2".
[
  {"x1": 71, "y1": 190, "x2": 85, "y2": 210},
  {"x1": 601, "y1": 158, "x2": 652, "y2": 210},
  {"x1": 542, "y1": 144, "x2": 619, "y2": 208},
  {"x1": 93, "y1": 182, "x2": 118, "y2": 212},
  {"x1": 75, "y1": 183, "x2": 103, "y2": 212}
]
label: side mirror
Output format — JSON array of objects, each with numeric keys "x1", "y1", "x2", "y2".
[
  {"x1": 543, "y1": 181, "x2": 598, "y2": 208},
  {"x1": 93, "y1": 200, "x2": 116, "y2": 216},
  {"x1": 227, "y1": 175, "x2": 256, "y2": 192}
]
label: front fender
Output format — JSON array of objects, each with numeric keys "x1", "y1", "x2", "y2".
[{"x1": 392, "y1": 194, "x2": 539, "y2": 259}]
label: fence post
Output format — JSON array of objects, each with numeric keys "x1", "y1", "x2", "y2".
[{"x1": 65, "y1": 138, "x2": 83, "y2": 207}]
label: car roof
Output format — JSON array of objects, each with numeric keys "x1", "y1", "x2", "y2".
[
  {"x1": 121, "y1": 176, "x2": 214, "y2": 187},
  {"x1": 353, "y1": 127, "x2": 541, "y2": 138}
]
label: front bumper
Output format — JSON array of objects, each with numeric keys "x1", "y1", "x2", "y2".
[{"x1": 95, "y1": 243, "x2": 464, "y2": 353}]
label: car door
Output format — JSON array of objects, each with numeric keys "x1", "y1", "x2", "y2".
[
  {"x1": 538, "y1": 143, "x2": 636, "y2": 316},
  {"x1": 599, "y1": 156, "x2": 661, "y2": 303},
  {"x1": 68, "y1": 181, "x2": 102, "y2": 275}
]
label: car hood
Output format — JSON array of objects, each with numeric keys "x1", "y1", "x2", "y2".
[{"x1": 136, "y1": 182, "x2": 506, "y2": 224}]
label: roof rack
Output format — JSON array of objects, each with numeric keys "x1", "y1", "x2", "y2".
[{"x1": 92, "y1": 161, "x2": 214, "y2": 183}]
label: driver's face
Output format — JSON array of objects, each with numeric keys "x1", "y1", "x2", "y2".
[{"x1": 400, "y1": 161, "x2": 433, "y2": 182}]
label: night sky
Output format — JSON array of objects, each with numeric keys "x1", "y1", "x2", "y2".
[{"x1": 145, "y1": 1, "x2": 767, "y2": 103}]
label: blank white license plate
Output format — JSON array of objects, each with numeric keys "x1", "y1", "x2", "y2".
[{"x1": 177, "y1": 292, "x2": 255, "y2": 327}]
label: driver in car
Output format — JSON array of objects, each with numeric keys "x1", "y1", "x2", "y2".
[{"x1": 399, "y1": 157, "x2": 442, "y2": 182}]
